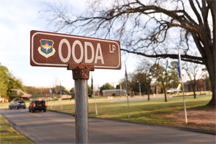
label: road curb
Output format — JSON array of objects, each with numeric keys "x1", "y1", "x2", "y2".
[{"x1": 48, "y1": 109, "x2": 216, "y2": 135}]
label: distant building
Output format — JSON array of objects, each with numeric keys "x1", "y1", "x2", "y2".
[
  {"x1": 10, "y1": 89, "x2": 32, "y2": 98},
  {"x1": 151, "y1": 84, "x2": 163, "y2": 94},
  {"x1": 0, "y1": 96, "x2": 9, "y2": 103},
  {"x1": 183, "y1": 79, "x2": 211, "y2": 92},
  {"x1": 102, "y1": 89, "x2": 125, "y2": 97},
  {"x1": 151, "y1": 79, "x2": 211, "y2": 94}
]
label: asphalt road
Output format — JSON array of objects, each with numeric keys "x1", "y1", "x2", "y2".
[{"x1": 1, "y1": 109, "x2": 215, "y2": 144}]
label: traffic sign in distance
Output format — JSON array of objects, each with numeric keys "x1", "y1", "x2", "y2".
[
  {"x1": 30, "y1": 30, "x2": 121, "y2": 69},
  {"x1": 46, "y1": 94, "x2": 49, "y2": 97}
]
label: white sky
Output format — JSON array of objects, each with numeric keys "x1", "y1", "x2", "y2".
[{"x1": 0, "y1": 0, "x2": 140, "y2": 91}]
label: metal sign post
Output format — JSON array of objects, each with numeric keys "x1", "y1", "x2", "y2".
[{"x1": 68, "y1": 64, "x2": 94, "y2": 144}]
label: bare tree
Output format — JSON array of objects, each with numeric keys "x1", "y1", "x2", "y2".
[
  {"x1": 42, "y1": 0, "x2": 216, "y2": 106},
  {"x1": 184, "y1": 62, "x2": 203, "y2": 98},
  {"x1": 136, "y1": 58, "x2": 154, "y2": 100}
]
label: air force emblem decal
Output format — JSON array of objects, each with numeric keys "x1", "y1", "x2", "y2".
[{"x1": 38, "y1": 39, "x2": 56, "y2": 58}]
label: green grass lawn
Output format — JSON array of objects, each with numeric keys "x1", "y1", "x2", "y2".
[
  {"x1": 0, "y1": 114, "x2": 33, "y2": 144},
  {"x1": 48, "y1": 95, "x2": 212, "y2": 126},
  {"x1": 0, "y1": 102, "x2": 10, "y2": 109}
]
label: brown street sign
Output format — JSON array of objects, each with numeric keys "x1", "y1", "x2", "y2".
[{"x1": 30, "y1": 30, "x2": 121, "y2": 69}]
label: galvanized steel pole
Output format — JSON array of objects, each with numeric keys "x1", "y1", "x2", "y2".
[
  {"x1": 68, "y1": 64, "x2": 94, "y2": 144},
  {"x1": 75, "y1": 79, "x2": 88, "y2": 143}
]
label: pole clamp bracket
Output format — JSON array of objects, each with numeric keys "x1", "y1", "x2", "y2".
[{"x1": 67, "y1": 64, "x2": 94, "y2": 80}]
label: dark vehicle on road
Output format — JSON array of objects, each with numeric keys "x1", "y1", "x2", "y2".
[
  {"x1": 9, "y1": 100, "x2": 26, "y2": 109},
  {"x1": 88, "y1": 93, "x2": 92, "y2": 97},
  {"x1": 29, "y1": 99, "x2": 47, "y2": 113}
]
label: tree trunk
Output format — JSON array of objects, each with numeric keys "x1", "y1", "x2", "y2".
[
  {"x1": 191, "y1": 84, "x2": 196, "y2": 99},
  {"x1": 164, "y1": 88, "x2": 168, "y2": 102},
  {"x1": 206, "y1": 0, "x2": 216, "y2": 107},
  {"x1": 194, "y1": 90, "x2": 196, "y2": 99},
  {"x1": 147, "y1": 86, "x2": 150, "y2": 101}
]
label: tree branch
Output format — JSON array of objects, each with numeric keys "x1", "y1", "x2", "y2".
[{"x1": 121, "y1": 48, "x2": 203, "y2": 64}]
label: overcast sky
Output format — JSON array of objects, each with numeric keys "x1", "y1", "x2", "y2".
[{"x1": 0, "y1": 0, "x2": 141, "y2": 90}]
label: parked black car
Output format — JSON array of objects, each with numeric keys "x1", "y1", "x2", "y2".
[
  {"x1": 9, "y1": 100, "x2": 26, "y2": 109},
  {"x1": 29, "y1": 99, "x2": 47, "y2": 113}
]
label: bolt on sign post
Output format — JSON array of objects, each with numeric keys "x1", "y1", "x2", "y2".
[{"x1": 30, "y1": 30, "x2": 121, "y2": 144}]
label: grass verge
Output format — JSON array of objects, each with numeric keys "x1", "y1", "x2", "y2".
[
  {"x1": 0, "y1": 114, "x2": 33, "y2": 144},
  {"x1": 48, "y1": 95, "x2": 214, "y2": 129}
]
